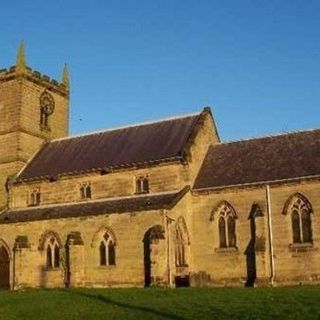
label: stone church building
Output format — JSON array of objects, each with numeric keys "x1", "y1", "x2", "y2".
[{"x1": 0, "y1": 44, "x2": 319, "y2": 289}]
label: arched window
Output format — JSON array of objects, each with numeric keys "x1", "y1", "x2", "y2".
[
  {"x1": 218, "y1": 216, "x2": 226, "y2": 248},
  {"x1": 288, "y1": 195, "x2": 313, "y2": 244},
  {"x1": 108, "y1": 241, "x2": 116, "y2": 266},
  {"x1": 54, "y1": 245, "x2": 60, "y2": 268},
  {"x1": 135, "y1": 176, "x2": 149, "y2": 194},
  {"x1": 99, "y1": 241, "x2": 106, "y2": 266},
  {"x1": 46, "y1": 245, "x2": 52, "y2": 268},
  {"x1": 46, "y1": 237, "x2": 60, "y2": 269},
  {"x1": 29, "y1": 189, "x2": 41, "y2": 206},
  {"x1": 228, "y1": 215, "x2": 236, "y2": 247},
  {"x1": 99, "y1": 232, "x2": 116, "y2": 266},
  {"x1": 214, "y1": 202, "x2": 237, "y2": 249},
  {"x1": 40, "y1": 91, "x2": 55, "y2": 129},
  {"x1": 80, "y1": 183, "x2": 91, "y2": 199},
  {"x1": 40, "y1": 111, "x2": 49, "y2": 128},
  {"x1": 174, "y1": 217, "x2": 189, "y2": 267},
  {"x1": 291, "y1": 210, "x2": 300, "y2": 243},
  {"x1": 175, "y1": 228, "x2": 186, "y2": 266}
]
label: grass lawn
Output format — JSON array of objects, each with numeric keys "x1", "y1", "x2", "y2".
[{"x1": 0, "y1": 286, "x2": 319, "y2": 320}]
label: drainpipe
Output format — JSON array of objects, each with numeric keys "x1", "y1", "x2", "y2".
[{"x1": 266, "y1": 184, "x2": 275, "y2": 286}]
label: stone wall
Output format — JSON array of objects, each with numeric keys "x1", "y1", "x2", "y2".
[
  {"x1": 0, "y1": 208, "x2": 166, "y2": 289},
  {"x1": 0, "y1": 177, "x2": 320, "y2": 289},
  {"x1": 191, "y1": 178, "x2": 320, "y2": 287}
]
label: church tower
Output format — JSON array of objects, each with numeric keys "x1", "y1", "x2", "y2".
[{"x1": 0, "y1": 42, "x2": 70, "y2": 209}]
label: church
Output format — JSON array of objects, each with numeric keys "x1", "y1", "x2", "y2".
[{"x1": 0, "y1": 43, "x2": 319, "y2": 289}]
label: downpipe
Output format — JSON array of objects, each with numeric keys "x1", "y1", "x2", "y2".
[{"x1": 266, "y1": 184, "x2": 275, "y2": 286}]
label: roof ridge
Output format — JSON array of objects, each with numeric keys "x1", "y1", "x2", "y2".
[
  {"x1": 218, "y1": 127, "x2": 320, "y2": 146},
  {"x1": 52, "y1": 111, "x2": 201, "y2": 143}
]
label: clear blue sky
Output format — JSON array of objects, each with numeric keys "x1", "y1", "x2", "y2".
[{"x1": 1, "y1": 0, "x2": 319, "y2": 140}]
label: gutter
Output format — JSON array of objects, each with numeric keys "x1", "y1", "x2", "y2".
[{"x1": 192, "y1": 174, "x2": 320, "y2": 194}]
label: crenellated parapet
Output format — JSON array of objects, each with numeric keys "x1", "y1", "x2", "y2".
[
  {"x1": 0, "y1": 41, "x2": 69, "y2": 97},
  {"x1": 0, "y1": 65, "x2": 69, "y2": 97}
]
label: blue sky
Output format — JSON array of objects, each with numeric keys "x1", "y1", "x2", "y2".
[{"x1": 1, "y1": 0, "x2": 319, "y2": 140}]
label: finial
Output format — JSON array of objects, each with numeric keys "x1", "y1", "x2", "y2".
[
  {"x1": 61, "y1": 63, "x2": 70, "y2": 90},
  {"x1": 16, "y1": 40, "x2": 27, "y2": 74}
]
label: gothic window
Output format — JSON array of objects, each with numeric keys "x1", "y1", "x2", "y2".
[
  {"x1": 46, "y1": 237, "x2": 60, "y2": 269},
  {"x1": 215, "y1": 202, "x2": 237, "y2": 249},
  {"x1": 228, "y1": 215, "x2": 236, "y2": 247},
  {"x1": 289, "y1": 195, "x2": 313, "y2": 244},
  {"x1": 218, "y1": 216, "x2": 226, "y2": 248},
  {"x1": 40, "y1": 91, "x2": 55, "y2": 129},
  {"x1": 46, "y1": 245, "x2": 52, "y2": 268},
  {"x1": 29, "y1": 189, "x2": 41, "y2": 206},
  {"x1": 175, "y1": 227, "x2": 186, "y2": 267},
  {"x1": 99, "y1": 241, "x2": 106, "y2": 266},
  {"x1": 135, "y1": 176, "x2": 149, "y2": 194},
  {"x1": 99, "y1": 232, "x2": 116, "y2": 266},
  {"x1": 174, "y1": 217, "x2": 189, "y2": 267},
  {"x1": 80, "y1": 183, "x2": 91, "y2": 199}
]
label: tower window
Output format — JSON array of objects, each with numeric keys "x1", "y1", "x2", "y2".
[
  {"x1": 135, "y1": 176, "x2": 149, "y2": 194},
  {"x1": 40, "y1": 91, "x2": 55, "y2": 129}
]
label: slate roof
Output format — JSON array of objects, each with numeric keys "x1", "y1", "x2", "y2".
[
  {"x1": 17, "y1": 112, "x2": 203, "y2": 181},
  {"x1": 0, "y1": 187, "x2": 189, "y2": 224},
  {"x1": 193, "y1": 129, "x2": 320, "y2": 190}
]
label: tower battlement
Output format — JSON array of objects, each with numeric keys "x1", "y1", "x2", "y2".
[
  {"x1": 0, "y1": 65, "x2": 69, "y2": 97},
  {"x1": 0, "y1": 41, "x2": 69, "y2": 97}
]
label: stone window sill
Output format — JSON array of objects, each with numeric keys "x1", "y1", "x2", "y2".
[
  {"x1": 98, "y1": 265, "x2": 116, "y2": 269},
  {"x1": 45, "y1": 267, "x2": 60, "y2": 272},
  {"x1": 134, "y1": 191, "x2": 149, "y2": 195},
  {"x1": 175, "y1": 264, "x2": 189, "y2": 268},
  {"x1": 215, "y1": 247, "x2": 238, "y2": 253},
  {"x1": 289, "y1": 242, "x2": 314, "y2": 252},
  {"x1": 40, "y1": 125, "x2": 51, "y2": 132},
  {"x1": 79, "y1": 197, "x2": 92, "y2": 201}
]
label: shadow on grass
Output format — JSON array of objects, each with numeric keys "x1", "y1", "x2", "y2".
[{"x1": 62, "y1": 289, "x2": 185, "y2": 320}]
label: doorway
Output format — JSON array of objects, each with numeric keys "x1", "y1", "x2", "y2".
[
  {"x1": 0, "y1": 246, "x2": 9, "y2": 289},
  {"x1": 143, "y1": 225, "x2": 165, "y2": 287}
]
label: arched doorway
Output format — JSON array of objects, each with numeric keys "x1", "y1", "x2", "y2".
[
  {"x1": 0, "y1": 245, "x2": 10, "y2": 289},
  {"x1": 143, "y1": 225, "x2": 165, "y2": 287}
]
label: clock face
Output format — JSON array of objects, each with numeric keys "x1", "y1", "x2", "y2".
[{"x1": 40, "y1": 92, "x2": 55, "y2": 115}]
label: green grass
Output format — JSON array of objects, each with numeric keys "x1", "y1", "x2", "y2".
[{"x1": 0, "y1": 286, "x2": 319, "y2": 320}]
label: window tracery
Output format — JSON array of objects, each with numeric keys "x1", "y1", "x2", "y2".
[
  {"x1": 99, "y1": 232, "x2": 116, "y2": 266},
  {"x1": 288, "y1": 195, "x2": 313, "y2": 244},
  {"x1": 46, "y1": 236, "x2": 60, "y2": 269},
  {"x1": 214, "y1": 202, "x2": 237, "y2": 249}
]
